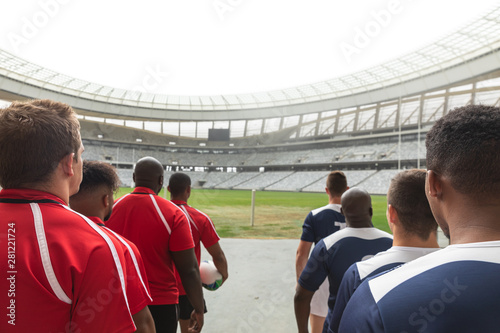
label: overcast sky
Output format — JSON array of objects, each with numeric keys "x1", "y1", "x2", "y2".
[{"x1": 1, "y1": 0, "x2": 499, "y2": 96}]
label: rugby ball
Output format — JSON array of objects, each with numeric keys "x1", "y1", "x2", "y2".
[{"x1": 200, "y1": 260, "x2": 223, "y2": 291}]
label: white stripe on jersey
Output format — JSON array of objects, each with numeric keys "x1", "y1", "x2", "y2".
[
  {"x1": 62, "y1": 206, "x2": 134, "y2": 329},
  {"x1": 335, "y1": 221, "x2": 347, "y2": 229},
  {"x1": 114, "y1": 192, "x2": 131, "y2": 205},
  {"x1": 179, "y1": 205, "x2": 199, "y2": 232},
  {"x1": 323, "y1": 227, "x2": 393, "y2": 251},
  {"x1": 356, "y1": 246, "x2": 438, "y2": 280},
  {"x1": 149, "y1": 194, "x2": 172, "y2": 234},
  {"x1": 311, "y1": 203, "x2": 342, "y2": 216},
  {"x1": 369, "y1": 241, "x2": 500, "y2": 303},
  {"x1": 31, "y1": 203, "x2": 72, "y2": 304},
  {"x1": 104, "y1": 227, "x2": 153, "y2": 302},
  {"x1": 193, "y1": 207, "x2": 220, "y2": 237}
]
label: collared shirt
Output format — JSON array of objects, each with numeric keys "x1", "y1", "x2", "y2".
[
  {"x1": 171, "y1": 200, "x2": 221, "y2": 295},
  {"x1": 87, "y1": 216, "x2": 152, "y2": 313},
  {"x1": 329, "y1": 246, "x2": 439, "y2": 333},
  {"x1": 301, "y1": 203, "x2": 345, "y2": 245},
  {"x1": 0, "y1": 188, "x2": 136, "y2": 332},
  {"x1": 339, "y1": 241, "x2": 500, "y2": 332},
  {"x1": 299, "y1": 227, "x2": 393, "y2": 332},
  {"x1": 107, "y1": 187, "x2": 194, "y2": 305}
]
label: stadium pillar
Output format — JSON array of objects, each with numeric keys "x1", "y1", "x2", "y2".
[
  {"x1": 251, "y1": 189, "x2": 256, "y2": 227},
  {"x1": 397, "y1": 97, "x2": 402, "y2": 171},
  {"x1": 418, "y1": 94, "x2": 423, "y2": 169}
]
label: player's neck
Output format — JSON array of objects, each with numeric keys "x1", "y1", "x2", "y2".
[
  {"x1": 347, "y1": 219, "x2": 374, "y2": 228},
  {"x1": 72, "y1": 206, "x2": 105, "y2": 221},
  {"x1": 135, "y1": 183, "x2": 160, "y2": 194},
  {"x1": 170, "y1": 195, "x2": 188, "y2": 203},
  {"x1": 449, "y1": 218, "x2": 500, "y2": 245},
  {"x1": 29, "y1": 178, "x2": 70, "y2": 205},
  {"x1": 445, "y1": 197, "x2": 500, "y2": 244},
  {"x1": 329, "y1": 196, "x2": 341, "y2": 205},
  {"x1": 392, "y1": 230, "x2": 440, "y2": 248}
]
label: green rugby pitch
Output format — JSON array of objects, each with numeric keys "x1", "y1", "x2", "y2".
[{"x1": 115, "y1": 188, "x2": 390, "y2": 239}]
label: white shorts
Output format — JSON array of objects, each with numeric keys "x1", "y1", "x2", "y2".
[{"x1": 310, "y1": 278, "x2": 329, "y2": 317}]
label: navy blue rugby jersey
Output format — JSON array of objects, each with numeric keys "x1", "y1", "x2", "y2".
[
  {"x1": 339, "y1": 241, "x2": 500, "y2": 333},
  {"x1": 301, "y1": 204, "x2": 345, "y2": 245},
  {"x1": 298, "y1": 227, "x2": 392, "y2": 330},
  {"x1": 328, "y1": 246, "x2": 439, "y2": 333}
]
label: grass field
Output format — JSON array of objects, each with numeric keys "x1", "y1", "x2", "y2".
[{"x1": 115, "y1": 188, "x2": 390, "y2": 239}]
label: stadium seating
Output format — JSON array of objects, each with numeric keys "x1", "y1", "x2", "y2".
[{"x1": 82, "y1": 136, "x2": 427, "y2": 195}]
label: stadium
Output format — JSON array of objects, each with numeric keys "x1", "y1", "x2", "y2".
[
  {"x1": 1, "y1": 2, "x2": 500, "y2": 332},
  {"x1": 1, "y1": 6, "x2": 500, "y2": 196}
]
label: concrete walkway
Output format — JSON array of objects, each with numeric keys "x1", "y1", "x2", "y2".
[{"x1": 197, "y1": 238, "x2": 299, "y2": 333}]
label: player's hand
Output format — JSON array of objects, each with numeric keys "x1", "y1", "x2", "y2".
[
  {"x1": 221, "y1": 273, "x2": 228, "y2": 285},
  {"x1": 188, "y1": 310, "x2": 204, "y2": 332}
]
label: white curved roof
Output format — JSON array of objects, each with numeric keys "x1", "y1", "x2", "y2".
[{"x1": 1, "y1": 5, "x2": 500, "y2": 114}]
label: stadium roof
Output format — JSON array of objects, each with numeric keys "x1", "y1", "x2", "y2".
[{"x1": 1, "y1": 5, "x2": 500, "y2": 120}]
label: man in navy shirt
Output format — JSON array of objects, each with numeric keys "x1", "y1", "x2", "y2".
[
  {"x1": 328, "y1": 169, "x2": 440, "y2": 333},
  {"x1": 339, "y1": 105, "x2": 500, "y2": 332},
  {"x1": 294, "y1": 187, "x2": 393, "y2": 333},
  {"x1": 295, "y1": 171, "x2": 348, "y2": 333}
]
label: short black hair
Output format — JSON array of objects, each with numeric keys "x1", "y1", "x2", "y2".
[
  {"x1": 326, "y1": 170, "x2": 348, "y2": 196},
  {"x1": 388, "y1": 169, "x2": 437, "y2": 240},
  {"x1": 76, "y1": 160, "x2": 120, "y2": 197},
  {"x1": 168, "y1": 172, "x2": 191, "y2": 197},
  {"x1": 426, "y1": 104, "x2": 500, "y2": 197}
]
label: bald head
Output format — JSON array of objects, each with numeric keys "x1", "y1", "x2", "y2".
[
  {"x1": 133, "y1": 156, "x2": 164, "y2": 194},
  {"x1": 341, "y1": 187, "x2": 373, "y2": 227}
]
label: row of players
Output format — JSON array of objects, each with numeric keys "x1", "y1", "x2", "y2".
[
  {"x1": 293, "y1": 104, "x2": 500, "y2": 332},
  {"x1": 1, "y1": 100, "x2": 499, "y2": 332},
  {"x1": 295, "y1": 170, "x2": 437, "y2": 333},
  {"x1": 0, "y1": 99, "x2": 229, "y2": 333}
]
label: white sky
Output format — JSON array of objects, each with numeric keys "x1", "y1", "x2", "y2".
[{"x1": 1, "y1": 0, "x2": 499, "y2": 96}]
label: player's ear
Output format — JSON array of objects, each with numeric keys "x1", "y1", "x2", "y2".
[
  {"x1": 427, "y1": 170, "x2": 442, "y2": 198},
  {"x1": 61, "y1": 153, "x2": 75, "y2": 176},
  {"x1": 387, "y1": 204, "x2": 398, "y2": 224},
  {"x1": 102, "y1": 193, "x2": 109, "y2": 209}
]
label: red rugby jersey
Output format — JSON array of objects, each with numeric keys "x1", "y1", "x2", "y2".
[
  {"x1": 85, "y1": 216, "x2": 153, "y2": 314},
  {"x1": 0, "y1": 188, "x2": 136, "y2": 333},
  {"x1": 106, "y1": 187, "x2": 194, "y2": 305},
  {"x1": 171, "y1": 200, "x2": 221, "y2": 295}
]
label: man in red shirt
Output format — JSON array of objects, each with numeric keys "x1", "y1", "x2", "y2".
[
  {"x1": 69, "y1": 160, "x2": 155, "y2": 332},
  {"x1": 168, "y1": 172, "x2": 228, "y2": 333},
  {"x1": 0, "y1": 99, "x2": 137, "y2": 332},
  {"x1": 107, "y1": 157, "x2": 204, "y2": 333}
]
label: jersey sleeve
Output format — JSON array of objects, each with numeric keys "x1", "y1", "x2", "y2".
[
  {"x1": 298, "y1": 240, "x2": 329, "y2": 292},
  {"x1": 329, "y1": 263, "x2": 360, "y2": 333},
  {"x1": 336, "y1": 279, "x2": 385, "y2": 333},
  {"x1": 200, "y1": 214, "x2": 220, "y2": 249},
  {"x1": 300, "y1": 212, "x2": 315, "y2": 243},
  {"x1": 71, "y1": 243, "x2": 136, "y2": 333},
  {"x1": 169, "y1": 206, "x2": 195, "y2": 252}
]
